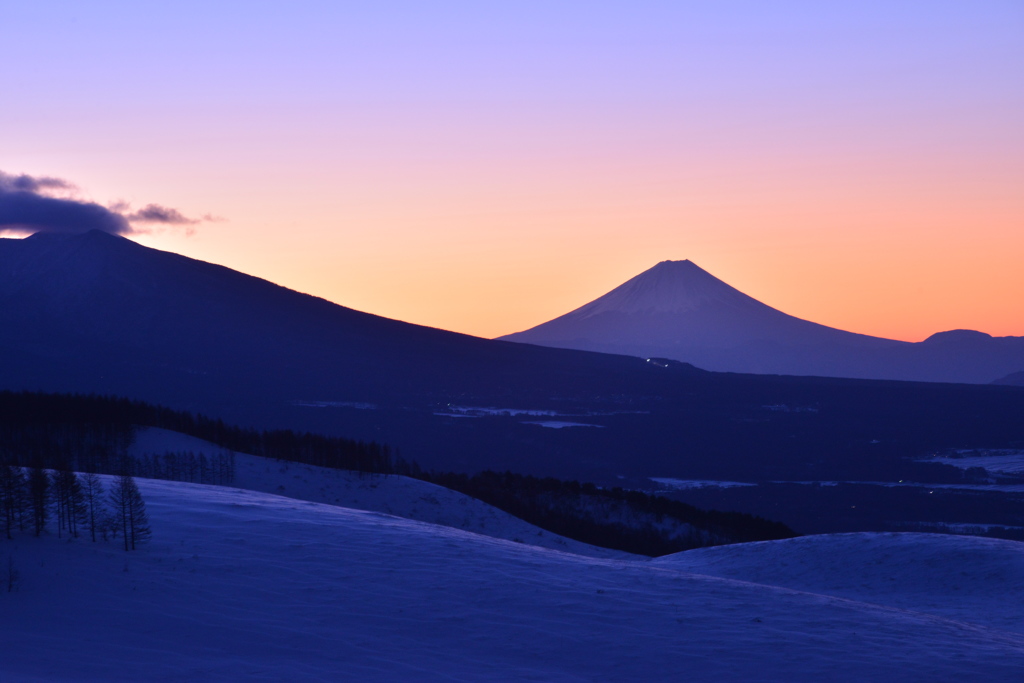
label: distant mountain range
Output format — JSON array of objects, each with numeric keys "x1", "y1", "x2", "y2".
[
  {"x1": 499, "y1": 260, "x2": 1024, "y2": 384},
  {"x1": 994, "y1": 371, "x2": 1024, "y2": 387}
]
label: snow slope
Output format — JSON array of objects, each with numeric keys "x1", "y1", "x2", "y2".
[
  {"x1": 655, "y1": 532, "x2": 1024, "y2": 634},
  {"x1": 3, "y1": 480, "x2": 1024, "y2": 682},
  {"x1": 131, "y1": 427, "x2": 631, "y2": 559}
]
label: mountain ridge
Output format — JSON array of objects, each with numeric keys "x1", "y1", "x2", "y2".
[{"x1": 568, "y1": 260, "x2": 771, "y2": 317}]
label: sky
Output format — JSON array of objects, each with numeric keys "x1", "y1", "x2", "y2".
[{"x1": 1, "y1": 1, "x2": 1021, "y2": 341}]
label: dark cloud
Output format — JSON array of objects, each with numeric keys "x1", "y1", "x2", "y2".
[
  {"x1": 0, "y1": 185, "x2": 131, "y2": 235},
  {"x1": 0, "y1": 171, "x2": 75, "y2": 194},
  {"x1": 124, "y1": 204, "x2": 199, "y2": 225},
  {"x1": 0, "y1": 170, "x2": 214, "y2": 236}
]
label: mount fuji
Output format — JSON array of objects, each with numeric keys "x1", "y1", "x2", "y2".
[{"x1": 499, "y1": 260, "x2": 1024, "y2": 384}]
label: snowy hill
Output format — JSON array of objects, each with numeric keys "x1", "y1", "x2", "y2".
[
  {"x1": 130, "y1": 427, "x2": 632, "y2": 559},
  {"x1": 3, "y1": 480, "x2": 1023, "y2": 681},
  {"x1": 655, "y1": 532, "x2": 1024, "y2": 634},
  {"x1": 500, "y1": 260, "x2": 1024, "y2": 384}
]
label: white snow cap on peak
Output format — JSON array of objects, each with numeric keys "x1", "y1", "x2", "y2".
[{"x1": 571, "y1": 259, "x2": 764, "y2": 318}]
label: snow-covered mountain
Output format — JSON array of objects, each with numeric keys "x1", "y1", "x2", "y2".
[
  {"x1": 3, "y1": 478, "x2": 1023, "y2": 681},
  {"x1": 499, "y1": 260, "x2": 1024, "y2": 383}
]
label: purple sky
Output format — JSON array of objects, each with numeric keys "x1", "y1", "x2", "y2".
[{"x1": 2, "y1": 1, "x2": 1021, "y2": 339}]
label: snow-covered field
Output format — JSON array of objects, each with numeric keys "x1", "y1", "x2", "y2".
[
  {"x1": 656, "y1": 532, "x2": 1024, "y2": 634},
  {"x1": 652, "y1": 477, "x2": 1024, "y2": 493},
  {"x1": 927, "y1": 451, "x2": 1024, "y2": 476},
  {"x1": 3, "y1": 480, "x2": 1024, "y2": 682},
  {"x1": 431, "y1": 405, "x2": 647, "y2": 420},
  {"x1": 651, "y1": 478, "x2": 757, "y2": 490},
  {"x1": 521, "y1": 420, "x2": 604, "y2": 429},
  {"x1": 3, "y1": 428, "x2": 1022, "y2": 680}
]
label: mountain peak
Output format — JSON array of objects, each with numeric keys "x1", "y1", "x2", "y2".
[
  {"x1": 22, "y1": 228, "x2": 128, "y2": 243},
  {"x1": 922, "y1": 329, "x2": 994, "y2": 344},
  {"x1": 569, "y1": 259, "x2": 764, "y2": 318}
]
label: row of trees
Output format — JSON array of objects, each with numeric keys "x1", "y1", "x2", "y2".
[
  {"x1": 0, "y1": 391, "x2": 396, "y2": 475},
  {"x1": 0, "y1": 464, "x2": 150, "y2": 551},
  {"x1": 132, "y1": 451, "x2": 235, "y2": 485}
]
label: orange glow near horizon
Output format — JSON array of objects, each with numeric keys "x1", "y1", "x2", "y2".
[
  {"x1": 3, "y1": 3, "x2": 1021, "y2": 342},
  {"x1": 115, "y1": 100, "x2": 1022, "y2": 343}
]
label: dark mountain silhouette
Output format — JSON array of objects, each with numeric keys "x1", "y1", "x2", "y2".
[
  {"x1": 993, "y1": 371, "x2": 1024, "y2": 387},
  {"x1": 0, "y1": 231, "x2": 701, "y2": 414},
  {"x1": 499, "y1": 260, "x2": 1024, "y2": 384}
]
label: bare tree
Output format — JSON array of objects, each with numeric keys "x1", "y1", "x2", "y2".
[
  {"x1": 0, "y1": 466, "x2": 26, "y2": 540},
  {"x1": 52, "y1": 464, "x2": 86, "y2": 539},
  {"x1": 5, "y1": 554, "x2": 19, "y2": 592},
  {"x1": 109, "y1": 473, "x2": 151, "y2": 551},
  {"x1": 27, "y1": 464, "x2": 49, "y2": 537},
  {"x1": 81, "y1": 473, "x2": 105, "y2": 543}
]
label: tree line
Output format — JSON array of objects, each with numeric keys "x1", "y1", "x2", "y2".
[
  {"x1": 0, "y1": 391, "x2": 395, "y2": 475},
  {"x1": 133, "y1": 451, "x2": 235, "y2": 485},
  {"x1": 1, "y1": 464, "x2": 150, "y2": 551}
]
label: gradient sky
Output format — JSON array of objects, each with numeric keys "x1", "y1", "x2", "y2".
[{"x1": 2, "y1": 1, "x2": 1021, "y2": 341}]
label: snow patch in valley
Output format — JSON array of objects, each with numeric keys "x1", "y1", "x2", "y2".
[
  {"x1": 652, "y1": 478, "x2": 757, "y2": 490},
  {"x1": 651, "y1": 477, "x2": 1024, "y2": 493},
  {"x1": 522, "y1": 420, "x2": 604, "y2": 429},
  {"x1": 291, "y1": 400, "x2": 378, "y2": 409},
  {"x1": 438, "y1": 405, "x2": 563, "y2": 417},
  {"x1": 922, "y1": 450, "x2": 1024, "y2": 476},
  {"x1": 432, "y1": 405, "x2": 647, "y2": 420}
]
